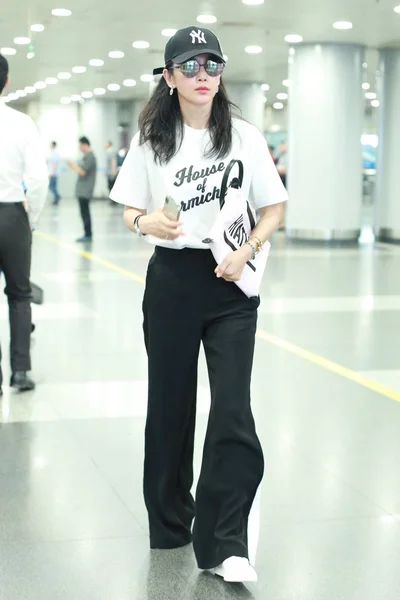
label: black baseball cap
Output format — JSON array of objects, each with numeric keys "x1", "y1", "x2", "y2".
[{"x1": 153, "y1": 26, "x2": 225, "y2": 75}]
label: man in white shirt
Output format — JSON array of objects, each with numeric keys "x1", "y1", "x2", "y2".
[
  {"x1": 0, "y1": 54, "x2": 48, "y2": 396},
  {"x1": 48, "y1": 141, "x2": 62, "y2": 205}
]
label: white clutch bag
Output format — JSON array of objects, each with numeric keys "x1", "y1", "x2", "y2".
[{"x1": 203, "y1": 159, "x2": 270, "y2": 298}]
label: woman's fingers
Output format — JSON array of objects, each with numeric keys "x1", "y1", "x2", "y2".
[
  {"x1": 159, "y1": 212, "x2": 181, "y2": 227},
  {"x1": 161, "y1": 226, "x2": 181, "y2": 239}
]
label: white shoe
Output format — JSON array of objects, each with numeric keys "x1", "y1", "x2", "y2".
[{"x1": 213, "y1": 556, "x2": 258, "y2": 583}]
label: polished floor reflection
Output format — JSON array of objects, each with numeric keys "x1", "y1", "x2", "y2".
[{"x1": 1, "y1": 199, "x2": 400, "y2": 599}]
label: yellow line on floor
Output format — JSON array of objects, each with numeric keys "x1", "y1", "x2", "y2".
[
  {"x1": 34, "y1": 230, "x2": 400, "y2": 404},
  {"x1": 34, "y1": 231, "x2": 145, "y2": 285},
  {"x1": 256, "y1": 330, "x2": 400, "y2": 404}
]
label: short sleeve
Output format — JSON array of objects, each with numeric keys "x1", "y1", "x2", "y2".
[
  {"x1": 248, "y1": 127, "x2": 288, "y2": 209},
  {"x1": 81, "y1": 153, "x2": 93, "y2": 173},
  {"x1": 109, "y1": 133, "x2": 151, "y2": 209}
]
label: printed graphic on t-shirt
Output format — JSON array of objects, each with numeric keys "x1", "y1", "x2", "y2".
[
  {"x1": 173, "y1": 160, "x2": 228, "y2": 213},
  {"x1": 108, "y1": 117, "x2": 289, "y2": 249}
]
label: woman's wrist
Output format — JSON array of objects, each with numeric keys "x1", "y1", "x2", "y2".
[
  {"x1": 137, "y1": 214, "x2": 149, "y2": 235},
  {"x1": 239, "y1": 243, "x2": 253, "y2": 261},
  {"x1": 242, "y1": 236, "x2": 263, "y2": 261}
]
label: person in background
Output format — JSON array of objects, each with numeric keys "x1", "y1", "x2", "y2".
[
  {"x1": 117, "y1": 147, "x2": 127, "y2": 172},
  {"x1": 276, "y1": 141, "x2": 288, "y2": 188},
  {"x1": 268, "y1": 145, "x2": 278, "y2": 165},
  {"x1": 105, "y1": 140, "x2": 118, "y2": 197},
  {"x1": 66, "y1": 137, "x2": 97, "y2": 243},
  {"x1": 0, "y1": 54, "x2": 48, "y2": 395},
  {"x1": 48, "y1": 141, "x2": 62, "y2": 205},
  {"x1": 275, "y1": 142, "x2": 288, "y2": 230}
]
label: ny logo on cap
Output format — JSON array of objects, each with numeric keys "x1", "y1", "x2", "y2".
[{"x1": 190, "y1": 29, "x2": 207, "y2": 44}]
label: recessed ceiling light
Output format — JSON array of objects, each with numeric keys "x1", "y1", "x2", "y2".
[
  {"x1": 362, "y1": 82, "x2": 370, "y2": 90},
  {"x1": 197, "y1": 14, "x2": 217, "y2": 24},
  {"x1": 263, "y1": 97, "x2": 267, "y2": 103},
  {"x1": 140, "y1": 74, "x2": 154, "y2": 82},
  {"x1": 108, "y1": 83, "x2": 120, "y2": 91},
  {"x1": 161, "y1": 29, "x2": 177, "y2": 37},
  {"x1": 0, "y1": 47, "x2": 17, "y2": 56},
  {"x1": 277, "y1": 92, "x2": 288, "y2": 100},
  {"x1": 27, "y1": 52, "x2": 35, "y2": 59},
  {"x1": 395, "y1": 5, "x2": 400, "y2": 13},
  {"x1": 25, "y1": 86, "x2": 36, "y2": 94},
  {"x1": 261, "y1": 83, "x2": 270, "y2": 91},
  {"x1": 94, "y1": 88, "x2": 106, "y2": 95},
  {"x1": 60, "y1": 97, "x2": 71, "y2": 104},
  {"x1": 109, "y1": 50, "x2": 125, "y2": 59},
  {"x1": 284, "y1": 34, "x2": 303, "y2": 43},
  {"x1": 72, "y1": 66, "x2": 87, "y2": 73},
  {"x1": 58, "y1": 71, "x2": 71, "y2": 79},
  {"x1": 333, "y1": 21, "x2": 353, "y2": 30},
  {"x1": 365, "y1": 92, "x2": 377, "y2": 100},
  {"x1": 34, "y1": 81, "x2": 47, "y2": 89},
  {"x1": 89, "y1": 59, "x2": 104, "y2": 67},
  {"x1": 132, "y1": 41, "x2": 150, "y2": 49},
  {"x1": 45, "y1": 77, "x2": 58, "y2": 84},
  {"x1": 123, "y1": 79, "x2": 137, "y2": 87},
  {"x1": 70, "y1": 94, "x2": 81, "y2": 102},
  {"x1": 7, "y1": 93, "x2": 18, "y2": 102},
  {"x1": 81, "y1": 91, "x2": 93, "y2": 99},
  {"x1": 16, "y1": 89, "x2": 26, "y2": 96},
  {"x1": 52, "y1": 8, "x2": 72, "y2": 17},
  {"x1": 273, "y1": 102, "x2": 284, "y2": 110},
  {"x1": 282, "y1": 79, "x2": 290, "y2": 87},
  {"x1": 245, "y1": 45, "x2": 263, "y2": 54},
  {"x1": 14, "y1": 37, "x2": 31, "y2": 45},
  {"x1": 371, "y1": 99, "x2": 380, "y2": 107},
  {"x1": 362, "y1": 62, "x2": 368, "y2": 68},
  {"x1": 242, "y1": 0, "x2": 264, "y2": 4},
  {"x1": 30, "y1": 24, "x2": 45, "y2": 32}
]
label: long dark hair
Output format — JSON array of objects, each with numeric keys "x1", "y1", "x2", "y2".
[{"x1": 139, "y1": 75, "x2": 238, "y2": 164}]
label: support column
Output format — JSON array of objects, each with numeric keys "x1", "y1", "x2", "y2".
[
  {"x1": 225, "y1": 83, "x2": 265, "y2": 131},
  {"x1": 375, "y1": 48, "x2": 400, "y2": 242},
  {"x1": 286, "y1": 43, "x2": 364, "y2": 241}
]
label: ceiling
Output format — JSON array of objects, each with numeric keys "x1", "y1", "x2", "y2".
[{"x1": 1, "y1": 0, "x2": 399, "y2": 107}]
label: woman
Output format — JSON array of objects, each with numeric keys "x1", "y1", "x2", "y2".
[{"x1": 110, "y1": 26, "x2": 288, "y2": 583}]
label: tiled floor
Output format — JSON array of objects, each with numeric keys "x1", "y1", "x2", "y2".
[{"x1": 1, "y1": 199, "x2": 400, "y2": 599}]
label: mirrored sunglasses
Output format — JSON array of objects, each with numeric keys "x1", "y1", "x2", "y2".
[{"x1": 171, "y1": 59, "x2": 225, "y2": 78}]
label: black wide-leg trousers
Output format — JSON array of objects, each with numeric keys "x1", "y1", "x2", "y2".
[{"x1": 142, "y1": 247, "x2": 264, "y2": 570}]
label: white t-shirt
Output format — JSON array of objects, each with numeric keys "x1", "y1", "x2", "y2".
[{"x1": 110, "y1": 118, "x2": 288, "y2": 249}]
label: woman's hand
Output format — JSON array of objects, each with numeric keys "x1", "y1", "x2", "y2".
[
  {"x1": 139, "y1": 209, "x2": 183, "y2": 240},
  {"x1": 214, "y1": 245, "x2": 253, "y2": 282}
]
